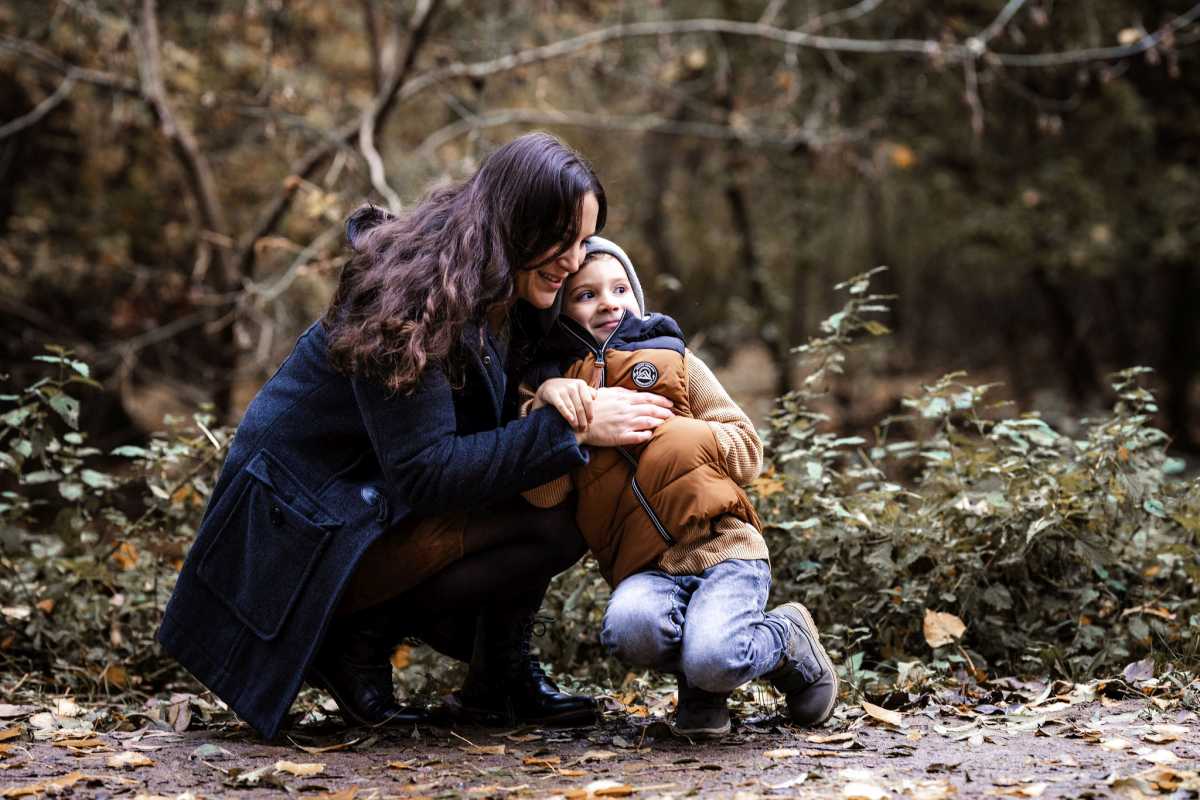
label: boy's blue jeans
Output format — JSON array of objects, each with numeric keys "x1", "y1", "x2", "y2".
[{"x1": 599, "y1": 559, "x2": 788, "y2": 694}]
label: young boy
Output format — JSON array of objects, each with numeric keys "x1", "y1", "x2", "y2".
[{"x1": 522, "y1": 237, "x2": 838, "y2": 737}]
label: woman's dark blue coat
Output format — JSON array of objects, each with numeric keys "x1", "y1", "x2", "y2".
[{"x1": 156, "y1": 319, "x2": 585, "y2": 739}]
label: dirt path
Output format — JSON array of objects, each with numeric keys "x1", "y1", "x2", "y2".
[{"x1": 2, "y1": 694, "x2": 1197, "y2": 799}]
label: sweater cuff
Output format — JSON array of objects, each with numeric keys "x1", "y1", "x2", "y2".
[{"x1": 530, "y1": 405, "x2": 588, "y2": 470}]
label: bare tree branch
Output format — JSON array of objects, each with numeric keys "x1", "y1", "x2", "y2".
[
  {"x1": 397, "y1": 18, "x2": 938, "y2": 106},
  {"x1": 237, "y1": 0, "x2": 442, "y2": 276},
  {"x1": 359, "y1": 0, "x2": 435, "y2": 212},
  {"x1": 359, "y1": 0, "x2": 384, "y2": 93},
  {"x1": 0, "y1": 35, "x2": 140, "y2": 95},
  {"x1": 990, "y1": 4, "x2": 1200, "y2": 66},
  {"x1": 415, "y1": 107, "x2": 846, "y2": 156},
  {"x1": 974, "y1": 0, "x2": 1029, "y2": 46},
  {"x1": 963, "y1": 57, "x2": 985, "y2": 138},
  {"x1": 0, "y1": 74, "x2": 75, "y2": 140},
  {"x1": 133, "y1": 0, "x2": 235, "y2": 290},
  {"x1": 804, "y1": 0, "x2": 887, "y2": 33},
  {"x1": 395, "y1": 8, "x2": 1200, "y2": 105}
]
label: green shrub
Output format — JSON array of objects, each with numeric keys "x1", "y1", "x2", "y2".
[
  {"x1": 0, "y1": 348, "x2": 229, "y2": 695},
  {"x1": 756, "y1": 269, "x2": 1200, "y2": 686}
]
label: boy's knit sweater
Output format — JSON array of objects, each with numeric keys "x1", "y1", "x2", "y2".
[{"x1": 523, "y1": 327, "x2": 769, "y2": 577}]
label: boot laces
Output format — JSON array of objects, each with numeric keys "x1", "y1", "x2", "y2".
[{"x1": 520, "y1": 614, "x2": 554, "y2": 683}]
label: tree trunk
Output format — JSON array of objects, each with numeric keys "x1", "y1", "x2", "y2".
[
  {"x1": 1030, "y1": 266, "x2": 1102, "y2": 407},
  {"x1": 1162, "y1": 261, "x2": 1199, "y2": 452}
]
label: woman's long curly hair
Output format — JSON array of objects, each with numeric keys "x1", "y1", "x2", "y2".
[{"x1": 323, "y1": 132, "x2": 606, "y2": 393}]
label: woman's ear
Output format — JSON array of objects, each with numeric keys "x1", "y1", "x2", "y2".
[{"x1": 345, "y1": 204, "x2": 395, "y2": 250}]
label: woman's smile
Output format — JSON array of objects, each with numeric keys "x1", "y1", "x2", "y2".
[{"x1": 537, "y1": 270, "x2": 566, "y2": 290}]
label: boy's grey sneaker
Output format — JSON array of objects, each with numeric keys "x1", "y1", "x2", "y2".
[
  {"x1": 670, "y1": 674, "x2": 731, "y2": 738},
  {"x1": 765, "y1": 602, "x2": 838, "y2": 726}
]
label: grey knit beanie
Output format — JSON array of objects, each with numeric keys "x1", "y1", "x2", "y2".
[{"x1": 547, "y1": 235, "x2": 646, "y2": 323}]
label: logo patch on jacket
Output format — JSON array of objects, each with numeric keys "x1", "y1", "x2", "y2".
[{"x1": 631, "y1": 361, "x2": 659, "y2": 388}]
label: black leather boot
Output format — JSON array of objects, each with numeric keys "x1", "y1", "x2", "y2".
[
  {"x1": 444, "y1": 611, "x2": 596, "y2": 727},
  {"x1": 308, "y1": 607, "x2": 431, "y2": 728}
]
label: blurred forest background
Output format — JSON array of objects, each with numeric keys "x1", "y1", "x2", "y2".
[{"x1": 2, "y1": 0, "x2": 1198, "y2": 449}]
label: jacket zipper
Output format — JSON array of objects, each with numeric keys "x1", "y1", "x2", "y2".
[
  {"x1": 561, "y1": 312, "x2": 674, "y2": 546},
  {"x1": 619, "y1": 448, "x2": 675, "y2": 546},
  {"x1": 560, "y1": 312, "x2": 624, "y2": 388}
]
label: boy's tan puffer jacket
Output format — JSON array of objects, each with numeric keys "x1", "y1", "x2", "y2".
[{"x1": 547, "y1": 314, "x2": 761, "y2": 586}]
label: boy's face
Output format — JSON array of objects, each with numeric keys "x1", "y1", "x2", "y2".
[{"x1": 561, "y1": 254, "x2": 641, "y2": 343}]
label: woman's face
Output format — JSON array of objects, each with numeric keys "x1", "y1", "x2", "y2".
[{"x1": 515, "y1": 192, "x2": 600, "y2": 309}]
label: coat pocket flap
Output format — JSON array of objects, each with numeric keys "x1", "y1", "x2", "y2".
[{"x1": 244, "y1": 450, "x2": 342, "y2": 530}]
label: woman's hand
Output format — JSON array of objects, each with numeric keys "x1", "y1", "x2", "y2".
[
  {"x1": 533, "y1": 378, "x2": 596, "y2": 431},
  {"x1": 577, "y1": 386, "x2": 673, "y2": 446}
]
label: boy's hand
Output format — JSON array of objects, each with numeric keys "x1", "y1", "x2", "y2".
[{"x1": 533, "y1": 378, "x2": 596, "y2": 431}]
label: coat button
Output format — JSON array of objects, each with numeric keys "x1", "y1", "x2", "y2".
[
  {"x1": 269, "y1": 504, "x2": 285, "y2": 527},
  {"x1": 482, "y1": 354, "x2": 492, "y2": 366}
]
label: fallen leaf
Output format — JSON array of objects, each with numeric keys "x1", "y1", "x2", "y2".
[
  {"x1": 763, "y1": 774, "x2": 810, "y2": 790},
  {"x1": 764, "y1": 748, "x2": 801, "y2": 759},
  {"x1": 1100, "y1": 737, "x2": 1133, "y2": 752},
  {"x1": 55, "y1": 699, "x2": 81, "y2": 718},
  {"x1": 1121, "y1": 605, "x2": 1175, "y2": 621},
  {"x1": 107, "y1": 751, "x2": 153, "y2": 769},
  {"x1": 311, "y1": 789, "x2": 357, "y2": 800},
  {"x1": 1141, "y1": 724, "x2": 1186, "y2": 744},
  {"x1": 390, "y1": 644, "x2": 412, "y2": 670},
  {"x1": 190, "y1": 743, "x2": 233, "y2": 760},
  {"x1": 923, "y1": 610, "x2": 966, "y2": 648},
  {"x1": 844, "y1": 781, "x2": 889, "y2": 799},
  {"x1": 1137, "y1": 748, "x2": 1179, "y2": 765},
  {"x1": 504, "y1": 733, "x2": 543, "y2": 743},
  {"x1": 1122, "y1": 659, "x2": 1154, "y2": 683},
  {"x1": 274, "y1": 760, "x2": 325, "y2": 776},
  {"x1": 0, "y1": 728, "x2": 21, "y2": 743},
  {"x1": 577, "y1": 750, "x2": 617, "y2": 763},
  {"x1": 100, "y1": 664, "x2": 129, "y2": 688},
  {"x1": 560, "y1": 769, "x2": 588, "y2": 777},
  {"x1": 900, "y1": 778, "x2": 956, "y2": 800},
  {"x1": 0, "y1": 771, "x2": 84, "y2": 797},
  {"x1": 989, "y1": 783, "x2": 1046, "y2": 798},
  {"x1": 524, "y1": 756, "x2": 561, "y2": 767},
  {"x1": 460, "y1": 744, "x2": 506, "y2": 756},
  {"x1": 750, "y1": 474, "x2": 786, "y2": 498},
  {"x1": 0, "y1": 706, "x2": 35, "y2": 720},
  {"x1": 387, "y1": 760, "x2": 416, "y2": 770},
  {"x1": 35, "y1": 599, "x2": 54, "y2": 615},
  {"x1": 52, "y1": 737, "x2": 105, "y2": 750},
  {"x1": 589, "y1": 780, "x2": 634, "y2": 797},
  {"x1": 807, "y1": 732, "x2": 857, "y2": 744},
  {"x1": 111, "y1": 541, "x2": 140, "y2": 570},
  {"x1": 862, "y1": 701, "x2": 905, "y2": 727}
]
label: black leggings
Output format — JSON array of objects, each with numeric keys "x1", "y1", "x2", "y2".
[{"x1": 351, "y1": 497, "x2": 586, "y2": 661}]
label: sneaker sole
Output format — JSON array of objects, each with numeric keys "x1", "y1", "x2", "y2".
[
  {"x1": 669, "y1": 719, "x2": 732, "y2": 738},
  {"x1": 773, "y1": 602, "x2": 839, "y2": 725}
]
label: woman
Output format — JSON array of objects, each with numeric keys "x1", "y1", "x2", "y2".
[{"x1": 156, "y1": 133, "x2": 673, "y2": 739}]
